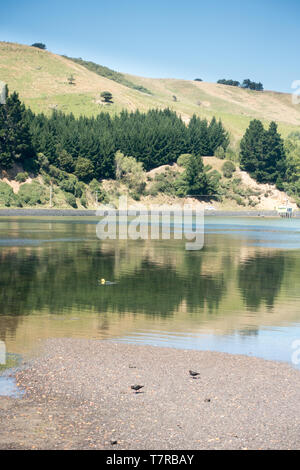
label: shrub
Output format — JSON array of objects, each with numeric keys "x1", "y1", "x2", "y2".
[
  {"x1": 177, "y1": 154, "x2": 192, "y2": 168},
  {"x1": 65, "y1": 192, "x2": 77, "y2": 208},
  {"x1": 150, "y1": 171, "x2": 177, "y2": 196},
  {"x1": 89, "y1": 178, "x2": 101, "y2": 194},
  {"x1": 18, "y1": 182, "x2": 47, "y2": 205},
  {"x1": 16, "y1": 172, "x2": 28, "y2": 183},
  {"x1": 37, "y1": 153, "x2": 49, "y2": 170},
  {"x1": 59, "y1": 174, "x2": 77, "y2": 193},
  {"x1": 0, "y1": 182, "x2": 18, "y2": 207},
  {"x1": 31, "y1": 43, "x2": 46, "y2": 50},
  {"x1": 100, "y1": 91, "x2": 113, "y2": 103},
  {"x1": 225, "y1": 147, "x2": 239, "y2": 162},
  {"x1": 58, "y1": 149, "x2": 75, "y2": 172},
  {"x1": 222, "y1": 161, "x2": 236, "y2": 178},
  {"x1": 214, "y1": 146, "x2": 225, "y2": 159},
  {"x1": 115, "y1": 151, "x2": 146, "y2": 194},
  {"x1": 131, "y1": 191, "x2": 141, "y2": 201},
  {"x1": 231, "y1": 194, "x2": 245, "y2": 206},
  {"x1": 80, "y1": 196, "x2": 87, "y2": 207},
  {"x1": 49, "y1": 165, "x2": 64, "y2": 181},
  {"x1": 74, "y1": 181, "x2": 85, "y2": 198},
  {"x1": 232, "y1": 177, "x2": 242, "y2": 185},
  {"x1": 248, "y1": 199, "x2": 257, "y2": 207},
  {"x1": 75, "y1": 157, "x2": 94, "y2": 182},
  {"x1": 42, "y1": 174, "x2": 51, "y2": 185}
]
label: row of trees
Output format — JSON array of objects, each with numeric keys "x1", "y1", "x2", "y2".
[
  {"x1": 24, "y1": 102, "x2": 229, "y2": 180},
  {"x1": 217, "y1": 79, "x2": 264, "y2": 91},
  {"x1": 0, "y1": 90, "x2": 229, "y2": 183},
  {"x1": 2, "y1": 89, "x2": 297, "y2": 205},
  {"x1": 217, "y1": 79, "x2": 240, "y2": 87}
]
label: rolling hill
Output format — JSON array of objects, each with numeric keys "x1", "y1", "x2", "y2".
[{"x1": 1, "y1": 41, "x2": 300, "y2": 142}]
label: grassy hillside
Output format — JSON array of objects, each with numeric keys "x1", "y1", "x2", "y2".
[{"x1": 1, "y1": 41, "x2": 300, "y2": 142}]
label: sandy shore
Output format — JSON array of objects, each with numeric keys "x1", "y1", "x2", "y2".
[{"x1": 0, "y1": 339, "x2": 300, "y2": 450}]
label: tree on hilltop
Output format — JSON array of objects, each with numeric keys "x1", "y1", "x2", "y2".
[
  {"x1": 101, "y1": 91, "x2": 113, "y2": 103},
  {"x1": 31, "y1": 43, "x2": 46, "y2": 50}
]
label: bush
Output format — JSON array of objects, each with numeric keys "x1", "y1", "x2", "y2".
[
  {"x1": 0, "y1": 182, "x2": 18, "y2": 207},
  {"x1": 149, "y1": 171, "x2": 177, "y2": 196},
  {"x1": 75, "y1": 157, "x2": 94, "y2": 182},
  {"x1": 59, "y1": 174, "x2": 77, "y2": 193},
  {"x1": 37, "y1": 153, "x2": 49, "y2": 170},
  {"x1": 177, "y1": 154, "x2": 192, "y2": 168},
  {"x1": 89, "y1": 178, "x2": 101, "y2": 193},
  {"x1": 231, "y1": 194, "x2": 245, "y2": 206},
  {"x1": 232, "y1": 177, "x2": 242, "y2": 185},
  {"x1": 225, "y1": 147, "x2": 239, "y2": 162},
  {"x1": 49, "y1": 165, "x2": 64, "y2": 181},
  {"x1": 58, "y1": 149, "x2": 74, "y2": 173},
  {"x1": 16, "y1": 172, "x2": 28, "y2": 183},
  {"x1": 74, "y1": 181, "x2": 85, "y2": 198},
  {"x1": 115, "y1": 151, "x2": 146, "y2": 194},
  {"x1": 80, "y1": 196, "x2": 87, "y2": 207},
  {"x1": 222, "y1": 161, "x2": 236, "y2": 178},
  {"x1": 65, "y1": 193, "x2": 77, "y2": 208},
  {"x1": 31, "y1": 43, "x2": 46, "y2": 50},
  {"x1": 131, "y1": 191, "x2": 141, "y2": 201},
  {"x1": 100, "y1": 91, "x2": 113, "y2": 103},
  {"x1": 18, "y1": 182, "x2": 47, "y2": 205},
  {"x1": 214, "y1": 146, "x2": 225, "y2": 159}
]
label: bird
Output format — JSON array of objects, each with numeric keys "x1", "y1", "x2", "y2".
[
  {"x1": 131, "y1": 385, "x2": 144, "y2": 393},
  {"x1": 98, "y1": 278, "x2": 116, "y2": 286},
  {"x1": 189, "y1": 370, "x2": 200, "y2": 378}
]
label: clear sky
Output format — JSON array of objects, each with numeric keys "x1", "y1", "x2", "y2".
[{"x1": 1, "y1": 0, "x2": 299, "y2": 92}]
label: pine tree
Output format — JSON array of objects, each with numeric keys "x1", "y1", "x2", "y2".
[
  {"x1": 0, "y1": 90, "x2": 35, "y2": 170},
  {"x1": 240, "y1": 119, "x2": 286, "y2": 185},
  {"x1": 240, "y1": 120, "x2": 265, "y2": 179},
  {"x1": 264, "y1": 122, "x2": 286, "y2": 185}
]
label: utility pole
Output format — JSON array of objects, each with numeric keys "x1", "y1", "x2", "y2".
[
  {"x1": 94, "y1": 191, "x2": 100, "y2": 207},
  {"x1": 49, "y1": 181, "x2": 53, "y2": 208}
]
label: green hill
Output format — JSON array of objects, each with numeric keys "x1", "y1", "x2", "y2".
[{"x1": 1, "y1": 41, "x2": 300, "y2": 142}]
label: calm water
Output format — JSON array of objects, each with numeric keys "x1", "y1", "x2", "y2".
[{"x1": 0, "y1": 216, "x2": 300, "y2": 369}]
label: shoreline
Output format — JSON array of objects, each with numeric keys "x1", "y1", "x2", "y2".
[
  {"x1": 0, "y1": 208, "x2": 300, "y2": 217},
  {"x1": 0, "y1": 339, "x2": 300, "y2": 450}
]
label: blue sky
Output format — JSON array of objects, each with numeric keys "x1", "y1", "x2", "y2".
[{"x1": 1, "y1": 0, "x2": 299, "y2": 92}]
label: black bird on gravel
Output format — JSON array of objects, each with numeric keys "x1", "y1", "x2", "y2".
[
  {"x1": 189, "y1": 370, "x2": 200, "y2": 377},
  {"x1": 131, "y1": 385, "x2": 144, "y2": 393}
]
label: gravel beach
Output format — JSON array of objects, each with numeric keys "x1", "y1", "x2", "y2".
[{"x1": 0, "y1": 339, "x2": 300, "y2": 450}]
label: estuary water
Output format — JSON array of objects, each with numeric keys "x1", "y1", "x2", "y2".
[{"x1": 0, "y1": 216, "x2": 300, "y2": 370}]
